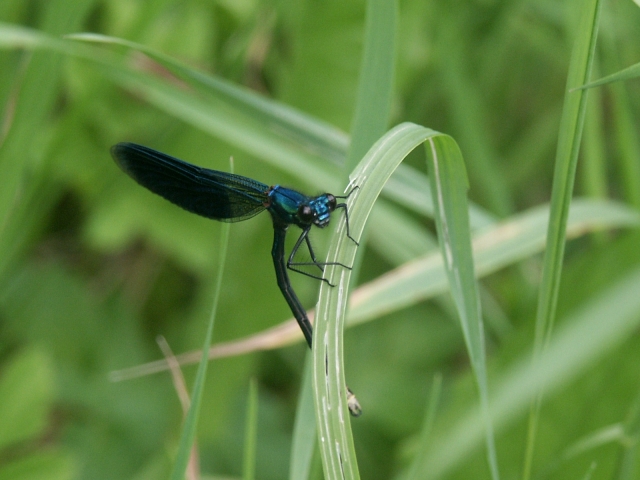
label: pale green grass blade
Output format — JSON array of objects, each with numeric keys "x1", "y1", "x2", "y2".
[
  {"x1": 0, "y1": 24, "x2": 498, "y2": 234},
  {"x1": 102, "y1": 65, "x2": 340, "y2": 187},
  {"x1": 424, "y1": 134, "x2": 499, "y2": 479},
  {"x1": 0, "y1": 23, "x2": 496, "y2": 262},
  {"x1": 417, "y1": 264, "x2": 640, "y2": 478},
  {"x1": 66, "y1": 32, "x2": 350, "y2": 165},
  {"x1": 562, "y1": 424, "x2": 625, "y2": 462},
  {"x1": 170, "y1": 222, "x2": 230, "y2": 480},
  {"x1": 313, "y1": 123, "x2": 434, "y2": 480},
  {"x1": 348, "y1": 199, "x2": 640, "y2": 327},
  {"x1": 0, "y1": 23, "x2": 341, "y2": 187},
  {"x1": 0, "y1": 22, "x2": 105, "y2": 63},
  {"x1": 312, "y1": 122, "x2": 496, "y2": 479},
  {"x1": 243, "y1": 378, "x2": 258, "y2": 480},
  {"x1": 289, "y1": 356, "x2": 316, "y2": 480},
  {"x1": 582, "y1": 84, "x2": 607, "y2": 201},
  {"x1": 4, "y1": 26, "x2": 346, "y2": 165},
  {"x1": 524, "y1": 0, "x2": 602, "y2": 477},
  {"x1": 405, "y1": 374, "x2": 443, "y2": 480},
  {"x1": 346, "y1": 0, "x2": 396, "y2": 170}
]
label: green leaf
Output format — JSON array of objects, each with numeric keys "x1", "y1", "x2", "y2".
[
  {"x1": 0, "y1": 349, "x2": 54, "y2": 449},
  {"x1": 0, "y1": 451, "x2": 75, "y2": 480}
]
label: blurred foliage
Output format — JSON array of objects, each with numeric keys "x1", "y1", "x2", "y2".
[{"x1": 1, "y1": 0, "x2": 640, "y2": 479}]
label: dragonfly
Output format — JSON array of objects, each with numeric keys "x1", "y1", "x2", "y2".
[{"x1": 111, "y1": 142, "x2": 362, "y2": 416}]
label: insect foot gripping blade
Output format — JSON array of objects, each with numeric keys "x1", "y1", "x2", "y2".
[{"x1": 347, "y1": 387, "x2": 362, "y2": 417}]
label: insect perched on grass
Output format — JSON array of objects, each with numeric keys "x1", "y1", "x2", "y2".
[{"x1": 111, "y1": 142, "x2": 362, "y2": 416}]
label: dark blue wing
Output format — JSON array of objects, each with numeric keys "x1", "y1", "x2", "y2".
[{"x1": 111, "y1": 143, "x2": 269, "y2": 222}]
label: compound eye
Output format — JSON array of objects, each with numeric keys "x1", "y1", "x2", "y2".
[
  {"x1": 298, "y1": 205, "x2": 314, "y2": 223},
  {"x1": 326, "y1": 194, "x2": 337, "y2": 211}
]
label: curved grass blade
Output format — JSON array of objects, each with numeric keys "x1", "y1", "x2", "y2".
[
  {"x1": 312, "y1": 122, "x2": 498, "y2": 479},
  {"x1": 348, "y1": 199, "x2": 640, "y2": 327},
  {"x1": 0, "y1": 22, "x2": 342, "y2": 188},
  {"x1": 424, "y1": 133, "x2": 499, "y2": 479},
  {"x1": 68, "y1": 31, "x2": 501, "y2": 235},
  {"x1": 65, "y1": 32, "x2": 350, "y2": 166},
  {"x1": 0, "y1": 23, "x2": 498, "y2": 275},
  {"x1": 0, "y1": 23, "x2": 499, "y2": 226}
]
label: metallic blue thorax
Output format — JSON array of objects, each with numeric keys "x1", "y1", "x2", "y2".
[{"x1": 267, "y1": 185, "x2": 332, "y2": 228}]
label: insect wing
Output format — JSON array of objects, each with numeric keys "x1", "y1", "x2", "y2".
[{"x1": 111, "y1": 143, "x2": 268, "y2": 222}]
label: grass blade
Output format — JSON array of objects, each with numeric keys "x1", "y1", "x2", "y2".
[
  {"x1": 348, "y1": 199, "x2": 640, "y2": 327},
  {"x1": 243, "y1": 378, "x2": 258, "y2": 480},
  {"x1": 346, "y1": 0, "x2": 397, "y2": 170},
  {"x1": 405, "y1": 374, "x2": 443, "y2": 480},
  {"x1": 425, "y1": 134, "x2": 499, "y2": 479},
  {"x1": 289, "y1": 355, "x2": 317, "y2": 480},
  {"x1": 523, "y1": 0, "x2": 602, "y2": 477},
  {"x1": 66, "y1": 32, "x2": 350, "y2": 166},
  {"x1": 106, "y1": 198, "x2": 639, "y2": 384},
  {"x1": 577, "y1": 61, "x2": 640, "y2": 91},
  {"x1": 313, "y1": 122, "x2": 497, "y2": 478},
  {"x1": 418, "y1": 264, "x2": 640, "y2": 477},
  {"x1": 170, "y1": 222, "x2": 230, "y2": 480}
]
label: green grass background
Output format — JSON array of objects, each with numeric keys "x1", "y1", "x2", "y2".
[{"x1": 1, "y1": 0, "x2": 640, "y2": 479}]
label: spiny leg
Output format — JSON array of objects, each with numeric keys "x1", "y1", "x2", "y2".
[
  {"x1": 333, "y1": 186, "x2": 360, "y2": 246},
  {"x1": 287, "y1": 228, "x2": 352, "y2": 286},
  {"x1": 304, "y1": 233, "x2": 324, "y2": 273}
]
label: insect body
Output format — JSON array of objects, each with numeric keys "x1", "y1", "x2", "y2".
[{"x1": 111, "y1": 142, "x2": 361, "y2": 416}]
